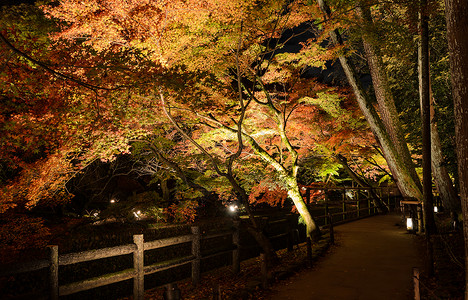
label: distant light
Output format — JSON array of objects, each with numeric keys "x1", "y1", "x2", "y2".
[
  {"x1": 301, "y1": 187, "x2": 307, "y2": 191},
  {"x1": 406, "y1": 218, "x2": 414, "y2": 231},
  {"x1": 136, "y1": 210, "x2": 141, "y2": 215},
  {"x1": 229, "y1": 205, "x2": 238, "y2": 212},
  {"x1": 133, "y1": 211, "x2": 140, "y2": 219},
  {"x1": 110, "y1": 199, "x2": 116, "y2": 203},
  {"x1": 93, "y1": 212, "x2": 99, "y2": 217},
  {"x1": 434, "y1": 206, "x2": 438, "y2": 213}
]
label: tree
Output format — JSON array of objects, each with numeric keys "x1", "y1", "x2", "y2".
[
  {"x1": 444, "y1": 0, "x2": 468, "y2": 297},
  {"x1": 315, "y1": 0, "x2": 460, "y2": 222}
]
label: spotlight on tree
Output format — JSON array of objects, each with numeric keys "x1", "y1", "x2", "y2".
[{"x1": 228, "y1": 204, "x2": 238, "y2": 213}]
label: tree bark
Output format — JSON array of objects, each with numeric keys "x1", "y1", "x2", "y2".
[
  {"x1": 419, "y1": 1, "x2": 435, "y2": 276},
  {"x1": 444, "y1": 0, "x2": 468, "y2": 297},
  {"x1": 430, "y1": 110, "x2": 461, "y2": 213},
  {"x1": 316, "y1": 0, "x2": 423, "y2": 201},
  {"x1": 418, "y1": 1, "x2": 437, "y2": 235},
  {"x1": 357, "y1": 4, "x2": 422, "y2": 192}
]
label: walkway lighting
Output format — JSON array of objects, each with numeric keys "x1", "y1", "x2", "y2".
[
  {"x1": 229, "y1": 204, "x2": 238, "y2": 213},
  {"x1": 406, "y1": 217, "x2": 414, "y2": 231},
  {"x1": 433, "y1": 206, "x2": 438, "y2": 213}
]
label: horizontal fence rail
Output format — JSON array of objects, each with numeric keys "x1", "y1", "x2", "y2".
[{"x1": 0, "y1": 186, "x2": 398, "y2": 299}]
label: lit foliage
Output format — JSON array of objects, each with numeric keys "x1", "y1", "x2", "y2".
[{"x1": 0, "y1": 0, "x2": 383, "y2": 220}]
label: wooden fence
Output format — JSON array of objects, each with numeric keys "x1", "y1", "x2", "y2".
[{"x1": 0, "y1": 186, "x2": 398, "y2": 299}]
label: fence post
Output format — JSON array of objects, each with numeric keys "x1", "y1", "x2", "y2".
[
  {"x1": 367, "y1": 189, "x2": 372, "y2": 215},
  {"x1": 342, "y1": 190, "x2": 346, "y2": 221},
  {"x1": 327, "y1": 213, "x2": 334, "y2": 245},
  {"x1": 413, "y1": 267, "x2": 420, "y2": 300},
  {"x1": 133, "y1": 234, "x2": 144, "y2": 300},
  {"x1": 232, "y1": 221, "x2": 240, "y2": 274},
  {"x1": 306, "y1": 236, "x2": 312, "y2": 268},
  {"x1": 356, "y1": 190, "x2": 360, "y2": 218},
  {"x1": 286, "y1": 214, "x2": 294, "y2": 252},
  {"x1": 49, "y1": 245, "x2": 59, "y2": 300},
  {"x1": 191, "y1": 226, "x2": 201, "y2": 285},
  {"x1": 324, "y1": 193, "x2": 329, "y2": 225},
  {"x1": 260, "y1": 253, "x2": 268, "y2": 289},
  {"x1": 417, "y1": 206, "x2": 423, "y2": 235}
]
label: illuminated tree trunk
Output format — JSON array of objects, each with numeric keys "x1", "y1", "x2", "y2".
[
  {"x1": 444, "y1": 0, "x2": 468, "y2": 296},
  {"x1": 316, "y1": 0, "x2": 423, "y2": 201},
  {"x1": 357, "y1": 4, "x2": 422, "y2": 192},
  {"x1": 244, "y1": 133, "x2": 321, "y2": 241}
]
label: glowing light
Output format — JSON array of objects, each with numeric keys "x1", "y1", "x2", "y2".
[
  {"x1": 406, "y1": 218, "x2": 414, "y2": 231},
  {"x1": 229, "y1": 205, "x2": 238, "y2": 212},
  {"x1": 433, "y1": 206, "x2": 438, "y2": 213},
  {"x1": 110, "y1": 199, "x2": 116, "y2": 203}
]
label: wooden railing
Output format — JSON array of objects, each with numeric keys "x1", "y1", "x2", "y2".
[{"x1": 0, "y1": 186, "x2": 398, "y2": 299}]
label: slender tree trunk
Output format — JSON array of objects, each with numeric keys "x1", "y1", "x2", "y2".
[
  {"x1": 419, "y1": 1, "x2": 435, "y2": 276},
  {"x1": 316, "y1": 0, "x2": 423, "y2": 201},
  {"x1": 285, "y1": 176, "x2": 321, "y2": 241},
  {"x1": 419, "y1": 1, "x2": 437, "y2": 235},
  {"x1": 444, "y1": 0, "x2": 468, "y2": 298}
]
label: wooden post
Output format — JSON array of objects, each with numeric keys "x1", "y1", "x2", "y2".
[
  {"x1": 287, "y1": 215, "x2": 293, "y2": 252},
  {"x1": 357, "y1": 190, "x2": 360, "y2": 218},
  {"x1": 260, "y1": 253, "x2": 268, "y2": 289},
  {"x1": 232, "y1": 221, "x2": 240, "y2": 274},
  {"x1": 306, "y1": 237, "x2": 312, "y2": 268},
  {"x1": 342, "y1": 190, "x2": 346, "y2": 221},
  {"x1": 48, "y1": 245, "x2": 59, "y2": 300},
  {"x1": 413, "y1": 267, "x2": 420, "y2": 300},
  {"x1": 191, "y1": 226, "x2": 201, "y2": 285},
  {"x1": 324, "y1": 192, "x2": 329, "y2": 225},
  {"x1": 212, "y1": 283, "x2": 221, "y2": 300},
  {"x1": 328, "y1": 213, "x2": 334, "y2": 245},
  {"x1": 417, "y1": 206, "x2": 423, "y2": 235},
  {"x1": 133, "y1": 234, "x2": 144, "y2": 300},
  {"x1": 367, "y1": 190, "x2": 372, "y2": 215}
]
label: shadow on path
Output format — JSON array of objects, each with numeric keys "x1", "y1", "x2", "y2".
[{"x1": 265, "y1": 213, "x2": 423, "y2": 300}]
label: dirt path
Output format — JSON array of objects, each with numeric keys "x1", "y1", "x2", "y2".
[{"x1": 264, "y1": 213, "x2": 423, "y2": 300}]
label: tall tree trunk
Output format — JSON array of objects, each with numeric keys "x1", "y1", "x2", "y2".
[
  {"x1": 419, "y1": 1, "x2": 435, "y2": 276},
  {"x1": 316, "y1": 0, "x2": 423, "y2": 201},
  {"x1": 242, "y1": 132, "x2": 321, "y2": 241},
  {"x1": 418, "y1": 1, "x2": 437, "y2": 235},
  {"x1": 444, "y1": 0, "x2": 468, "y2": 297},
  {"x1": 285, "y1": 176, "x2": 321, "y2": 241},
  {"x1": 357, "y1": 4, "x2": 422, "y2": 192}
]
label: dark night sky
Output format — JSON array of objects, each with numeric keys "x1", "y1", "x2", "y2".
[{"x1": 1, "y1": 0, "x2": 37, "y2": 7}]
